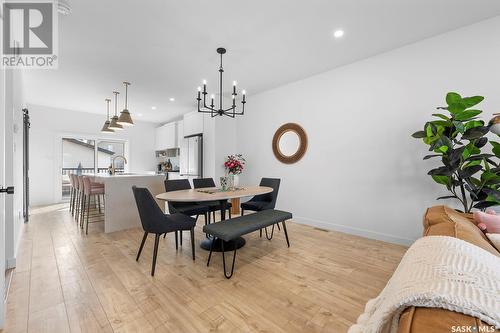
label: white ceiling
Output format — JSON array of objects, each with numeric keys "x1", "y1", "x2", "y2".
[{"x1": 23, "y1": 0, "x2": 500, "y2": 124}]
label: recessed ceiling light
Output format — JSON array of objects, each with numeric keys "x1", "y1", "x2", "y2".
[
  {"x1": 169, "y1": 97, "x2": 175, "y2": 102},
  {"x1": 137, "y1": 113, "x2": 143, "y2": 117},
  {"x1": 333, "y1": 30, "x2": 344, "y2": 38},
  {"x1": 151, "y1": 106, "x2": 157, "y2": 110}
]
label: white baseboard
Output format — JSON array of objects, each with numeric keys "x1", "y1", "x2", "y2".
[{"x1": 293, "y1": 216, "x2": 415, "y2": 246}]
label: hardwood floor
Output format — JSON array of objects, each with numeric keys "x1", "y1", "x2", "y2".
[{"x1": 3, "y1": 203, "x2": 407, "y2": 333}]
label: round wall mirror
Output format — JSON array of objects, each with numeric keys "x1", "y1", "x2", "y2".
[{"x1": 272, "y1": 123, "x2": 308, "y2": 164}]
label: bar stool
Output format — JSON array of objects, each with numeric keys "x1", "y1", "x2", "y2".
[
  {"x1": 69, "y1": 174, "x2": 76, "y2": 216},
  {"x1": 81, "y1": 176, "x2": 105, "y2": 234},
  {"x1": 76, "y1": 175, "x2": 85, "y2": 225}
]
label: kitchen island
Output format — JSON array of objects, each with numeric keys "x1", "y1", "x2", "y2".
[{"x1": 91, "y1": 173, "x2": 165, "y2": 233}]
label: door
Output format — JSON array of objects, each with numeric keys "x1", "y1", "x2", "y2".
[{"x1": 0, "y1": 64, "x2": 7, "y2": 328}]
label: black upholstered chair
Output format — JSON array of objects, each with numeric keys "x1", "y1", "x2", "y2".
[
  {"x1": 241, "y1": 178, "x2": 281, "y2": 236},
  {"x1": 132, "y1": 186, "x2": 196, "y2": 276},
  {"x1": 193, "y1": 178, "x2": 232, "y2": 222},
  {"x1": 164, "y1": 179, "x2": 211, "y2": 243}
]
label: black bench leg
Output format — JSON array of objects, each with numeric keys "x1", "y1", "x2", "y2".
[
  {"x1": 207, "y1": 236, "x2": 215, "y2": 266},
  {"x1": 282, "y1": 220, "x2": 290, "y2": 247},
  {"x1": 277, "y1": 223, "x2": 281, "y2": 231},
  {"x1": 259, "y1": 229, "x2": 262, "y2": 238},
  {"x1": 264, "y1": 224, "x2": 275, "y2": 240},
  {"x1": 136, "y1": 232, "x2": 148, "y2": 261},
  {"x1": 190, "y1": 227, "x2": 195, "y2": 261},
  {"x1": 175, "y1": 231, "x2": 178, "y2": 250},
  {"x1": 151, "y1": 234, "x2": 160, "y2": 276},
  {"x1": 221, "y1": 241, "x2": 237, "y2": 279}
]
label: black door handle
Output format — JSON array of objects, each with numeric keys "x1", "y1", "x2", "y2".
[{"x1": 0, "y1": 186, "x2": 14, "y2": 194}]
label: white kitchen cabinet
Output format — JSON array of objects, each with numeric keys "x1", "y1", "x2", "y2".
[
  {"x1": 154, "y1": 122, "x2": 178, "y2": 150},
  {"x1": 183, "y1": 112, "x2": 203, "y2": 137}
]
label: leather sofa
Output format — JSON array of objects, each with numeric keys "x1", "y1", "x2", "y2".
[{"x1": 397, "y1": 205, "x2": 499, "y2": 332}]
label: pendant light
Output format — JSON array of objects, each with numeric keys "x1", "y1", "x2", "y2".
[
  {"x1": 108, "y1": 91, "x2": 123, "y2": 131},
  {"x1": 117, "y1": 81, "x2": 134, "y2": 126},
  {"x1": 100, "y1": 98, "x2": 114, "y2": 133}
]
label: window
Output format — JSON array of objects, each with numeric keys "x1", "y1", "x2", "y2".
[
  {"x1": 97, "y1": 141, "x2": 125, "y2": 173},
  {"x1": 61, "y1": 138, "x2": 96, "y2": 199}
]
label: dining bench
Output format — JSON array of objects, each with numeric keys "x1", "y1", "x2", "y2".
[{"x1": 203, "y1": 209, "x2": 292, "y2": 279}]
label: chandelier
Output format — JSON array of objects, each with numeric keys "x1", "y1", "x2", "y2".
[{"x1": 196, "y1": 47, "x2": 246, "y2": 118}]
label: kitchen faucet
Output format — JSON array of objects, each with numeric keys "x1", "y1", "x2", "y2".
[{"x1": 111, "y1": 155, "x2": 127, "y2": 175}]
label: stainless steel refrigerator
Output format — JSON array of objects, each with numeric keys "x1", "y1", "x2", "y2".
[{"x1": 180, "y1": 134, "x2": 203, "y2": 182}]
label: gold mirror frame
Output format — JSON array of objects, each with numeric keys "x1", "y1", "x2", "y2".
[{"x1": 272, "y1": 123, "x2": 308, "y2": 164}]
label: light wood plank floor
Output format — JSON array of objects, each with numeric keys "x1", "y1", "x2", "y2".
[{"x1": 3, "y1": 203, "x2": 407, "y2": 333}]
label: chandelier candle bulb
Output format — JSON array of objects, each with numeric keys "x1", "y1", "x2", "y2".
[{"x1": 203, "y1": 80, "x2": 207, "y2": 93}]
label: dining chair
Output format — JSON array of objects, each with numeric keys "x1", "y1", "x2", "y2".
[
  {"x1": 193, "y1": 178, "x2": 232, "y2": 222},
  {"x1": 164, "y1": 179, "x2": 210, "y2": 244},
  {"x1": 241, "y1": 178, "x2": 281, "y2": 237},
  {"x1": 132, "y1": 186, "x2": 196, "y2": 276}
]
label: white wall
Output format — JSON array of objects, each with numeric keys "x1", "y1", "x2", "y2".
[
  {"x1": 236, "y1": 17, "x2": 500, "y2": 245},
  {"x1": 29, "y1": 104, "x2": 158, "y2": 206},
  {"x1": 201, "y1": 114, "x2": 238, "y2": 183}
]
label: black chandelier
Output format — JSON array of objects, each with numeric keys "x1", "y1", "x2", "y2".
[{"x1": 197, "y1": 47, "x2": 246, "y2": 118}]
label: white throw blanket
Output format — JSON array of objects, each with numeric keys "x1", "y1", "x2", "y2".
[{"x1": 348, "y1": 236, "x2": 500, "y2": 333}]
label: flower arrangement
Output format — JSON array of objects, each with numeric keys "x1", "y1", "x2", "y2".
[{"x1": 224, "y1": 154, "x2": 246, "y2": 175}]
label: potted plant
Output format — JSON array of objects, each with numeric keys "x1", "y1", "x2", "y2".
[
  {"x1": 224, "y1": 154, "x2": 246, "y2": 189},
  {"x1": 412, "y1": 92, "x2": 500, "y2": 213}
]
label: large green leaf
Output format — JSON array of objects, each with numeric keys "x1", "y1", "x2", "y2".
[
  {"x1": 436, "y1": 195, "x2": 456, "y2": 200},
  {"x1": 428, "y1": 166, "x2": 453, "y2": 176},
  {"x1": 458, "y1": 165, "x2": 482, "y2": 178},
  {"x1": 431, "y1": 175, "x2": 449, "y2": 185},
  {"x1": 491, "y1": 141, "x2": 500, "y2": 157},
  {"x1": 461, "y1": 95, "x2": 484, "y2": 108},
  {"x1": 453, "y1": 121, "x2": 465, "y2": 134},
  {"x1": 411, "y1": 131, "x2": 426, "y2": 138},
  {"x1": 454, "y1": 109, "x2": 482, "y2": 121},
  {"x1": 448, "y1": 103, "x2": 467, "y2": 114},
  {"x1": 464, "y1": 120, "x2": 484, "y2": 132},
  {"x1": 462, "y1": 126, "x2": 489, "y2": 140},
  {"x1": 481, "y1": 170, "x2": 500, "y2": 185},
  {"x1": 474, "y1": 137, "x2": 488, "y2": 148},
  {"x1": 446, "y1": 92, "x2": 462, "y2": 105},
  {"x1": 473, "y1": 201, "x2": 498, "y2": 209},
  {"x1": 432, "y1": 113, "x2": 450, "y2": 120},
  {"x1": 431, "y1": 120, "x2": 452, "y2": 127},
  {"x1": 482, "y1": 188, "x2": 500, "y2": 202},
  {"x1": 423, "y1": 154, "x2": 441, "y2": 160}
]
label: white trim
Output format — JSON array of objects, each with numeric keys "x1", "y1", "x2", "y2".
[
  {"x1": 5, "y1": 258, "x2": 16, "y2": 270},
  {"x1": 293, "y1": 216, "x2": 415, "y2": 246}
]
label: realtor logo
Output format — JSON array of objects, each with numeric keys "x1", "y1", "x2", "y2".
[{"x1": 2, "y1": 1, "x2": 58, "y2": 68}]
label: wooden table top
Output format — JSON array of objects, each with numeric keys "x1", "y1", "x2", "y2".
[{"x1": 155, "y1": 185, "x2": 273, "y2": 202}]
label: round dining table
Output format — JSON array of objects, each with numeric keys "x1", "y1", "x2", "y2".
[{"x1": 156, "y1": 185, "x2": 273, "y2": 252}]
